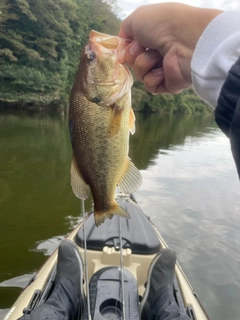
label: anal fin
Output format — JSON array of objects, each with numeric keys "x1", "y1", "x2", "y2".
[{"x1": 118, "y1": 158, "x2": 142, "y2": 194}]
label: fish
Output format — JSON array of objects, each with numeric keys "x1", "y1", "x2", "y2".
[{"x1": 69, "y1": 30, "x2": 142, "y2": 226}]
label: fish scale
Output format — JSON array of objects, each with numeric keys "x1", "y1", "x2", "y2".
[{"x1": 72, "y1": 98, "x2": 128, "y2": 203}]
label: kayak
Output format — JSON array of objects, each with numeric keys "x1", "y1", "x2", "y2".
[{"x1": 4, "y1": 194, "x2": 209, "y2": 320}]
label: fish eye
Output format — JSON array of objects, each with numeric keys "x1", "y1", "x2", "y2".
[{"x1": 86, "y1": 51, "x2": 95, "y2": 62}]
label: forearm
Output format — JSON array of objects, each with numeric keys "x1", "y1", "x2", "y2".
[{"x1": 191, "y1": 11, "x2": 240, "y2": 108}]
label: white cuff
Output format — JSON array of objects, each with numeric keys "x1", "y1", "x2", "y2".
[{"x1": 191, "y1": 11, "x2": 240, "y2": 108}]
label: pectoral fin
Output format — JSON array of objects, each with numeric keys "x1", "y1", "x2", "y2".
[
  {"x1": 118, "y1": 157, "x2": 142, "y2": 194},
  {"x1": 129, "y1": 107, "x2": 136, "y2": 134},
  {"x1": 70, "y1": 156, "x2": 90, "y2": 200},
  {"x1": 107, "y1": 103, "x2": 123, "y2": 138}
]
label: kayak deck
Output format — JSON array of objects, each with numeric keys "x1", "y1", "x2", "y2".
[{"x1": 4, "y1": 195, "x2": 209, "y2": 320}]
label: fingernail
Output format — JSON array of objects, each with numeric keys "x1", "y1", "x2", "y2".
[
  {"x1": 152, "y1": 68, "x2": 164, "y2": 77},
  {"x1": 130, "y1": 41, "x2": 144, "y2": 55},
  {"x1": 145, "y1": 50, "x2": 160, "y2": 60}
]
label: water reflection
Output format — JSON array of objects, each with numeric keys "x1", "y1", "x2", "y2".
[
  {"x1": 0, "y1": 111, "x2": 239, "y2": 320},
  {"x1": 134, "y1": 119, "x2": 240, "y2": 320},
  {"x1": 0, "y1": 273, "x2": 35, "y2": 289},
  {"x1": 0, "y1": 110, "x2": 92, "y2": 314},
  {"x1": 129, "y1": 113, "x2": 217, "y2": 169}
]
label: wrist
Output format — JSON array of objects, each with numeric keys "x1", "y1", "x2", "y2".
[
  {"x1": 179, "y1": 7, "x2": 223, "y2": 50},
  {"x1": 172, "y1": 6, "x2": 223, "y2": 85},
  {"x1": 191, "y1": 11, "x2": 240, "y2": 107}
]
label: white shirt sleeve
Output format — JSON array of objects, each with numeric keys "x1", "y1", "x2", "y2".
[{"x1": 191, "y1": 11, "x2": 240, "y2": 109}]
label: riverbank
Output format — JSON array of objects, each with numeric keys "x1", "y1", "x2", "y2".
[{"x1": 0, "y1": 85, "x2": 212, "y2": 115}]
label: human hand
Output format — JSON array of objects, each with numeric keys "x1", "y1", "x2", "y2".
[{"x1": 118, "y1": 3, "x2": 222, "y2": 94}]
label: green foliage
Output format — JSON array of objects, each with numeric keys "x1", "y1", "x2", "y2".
[
  {"x1": 0, "y1": 0, "x2": 120, "y2": 108},
  {"x1": 88, "y1": 0, "x2": 121, "y2": 35},
  {"x1": 1, "y1": 0, "x2": 211, "y2": 115},
  {"x1": 132, "y1": 82, "x2": 213, "y2": 115}
]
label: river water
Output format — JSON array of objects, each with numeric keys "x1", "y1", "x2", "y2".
[{"x1": 0, "y1": 111, "x2": 240, "y2": 320}]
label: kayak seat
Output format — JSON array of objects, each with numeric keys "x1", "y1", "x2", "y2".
[
  {"x1": 75, "y1": 196, "x2": 161, "y2": 255},
  {"x1": 82, "y1": 266, "x2": 139, "y2": 320}
]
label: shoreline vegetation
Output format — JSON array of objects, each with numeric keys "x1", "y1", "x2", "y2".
[{"x1": 0, "y1": 0, "x2": 212, "y2": 115}]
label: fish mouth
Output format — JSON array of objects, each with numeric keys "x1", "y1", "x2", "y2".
[
  {"x1": 94, "y1": 66, "x2": 133, "y2": 89},
  {"x1": 89, "y1": 30, "x2": 131, "y2": 63},
  {"x1": 95, "y1": 76, "x2": 130, "y2": 86},
  {"x1": 88, "y1": 31, "x2": 133, "y2": 87},
  {"x1": 88, "y1": 30, "x2": 133, "y2": 105},
  {"x1": 96, "y1": 82, "x2": 122, "y2": 86},
  {"x1": 97, "y1": 72, "x2": 133, "y2": 106}
]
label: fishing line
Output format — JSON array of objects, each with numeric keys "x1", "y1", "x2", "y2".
[
  {"x1": 118, "y1": 215, "x2": 126, "y2": 320},
  {"x1": 81, "y1": 199, "x2": 92, "y2": 320}
]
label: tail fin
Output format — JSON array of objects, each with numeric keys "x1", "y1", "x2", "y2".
[{"x1": 94, "y1": 202, "x2": 130, "y2": 226}]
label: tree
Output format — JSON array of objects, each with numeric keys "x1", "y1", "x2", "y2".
[{"x1": 0, "y1": 0, "x2": 121, "y2": 108}]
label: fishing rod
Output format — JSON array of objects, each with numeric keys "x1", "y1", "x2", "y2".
[
  {"x1": 118, "y1": 215, "x2": 126, "y2": 320},
  {"x1": 81, "y1": 199, "x2": 92, "y2": 320},
  {"x1": 81, "y1": 193, "x2": 126, "y2": 320}
]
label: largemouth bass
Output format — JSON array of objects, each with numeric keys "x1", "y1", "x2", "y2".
[{"x1": 69, "y1": 30, "x2": 142, "y2": 226}]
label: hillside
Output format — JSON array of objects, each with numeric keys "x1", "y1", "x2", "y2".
[
  {"x1": 0, "y1": 0, "x2": 212, "y2": 114},
  {"x1": 0, "y1": 0, "x2": 121, "y2": 108}
]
